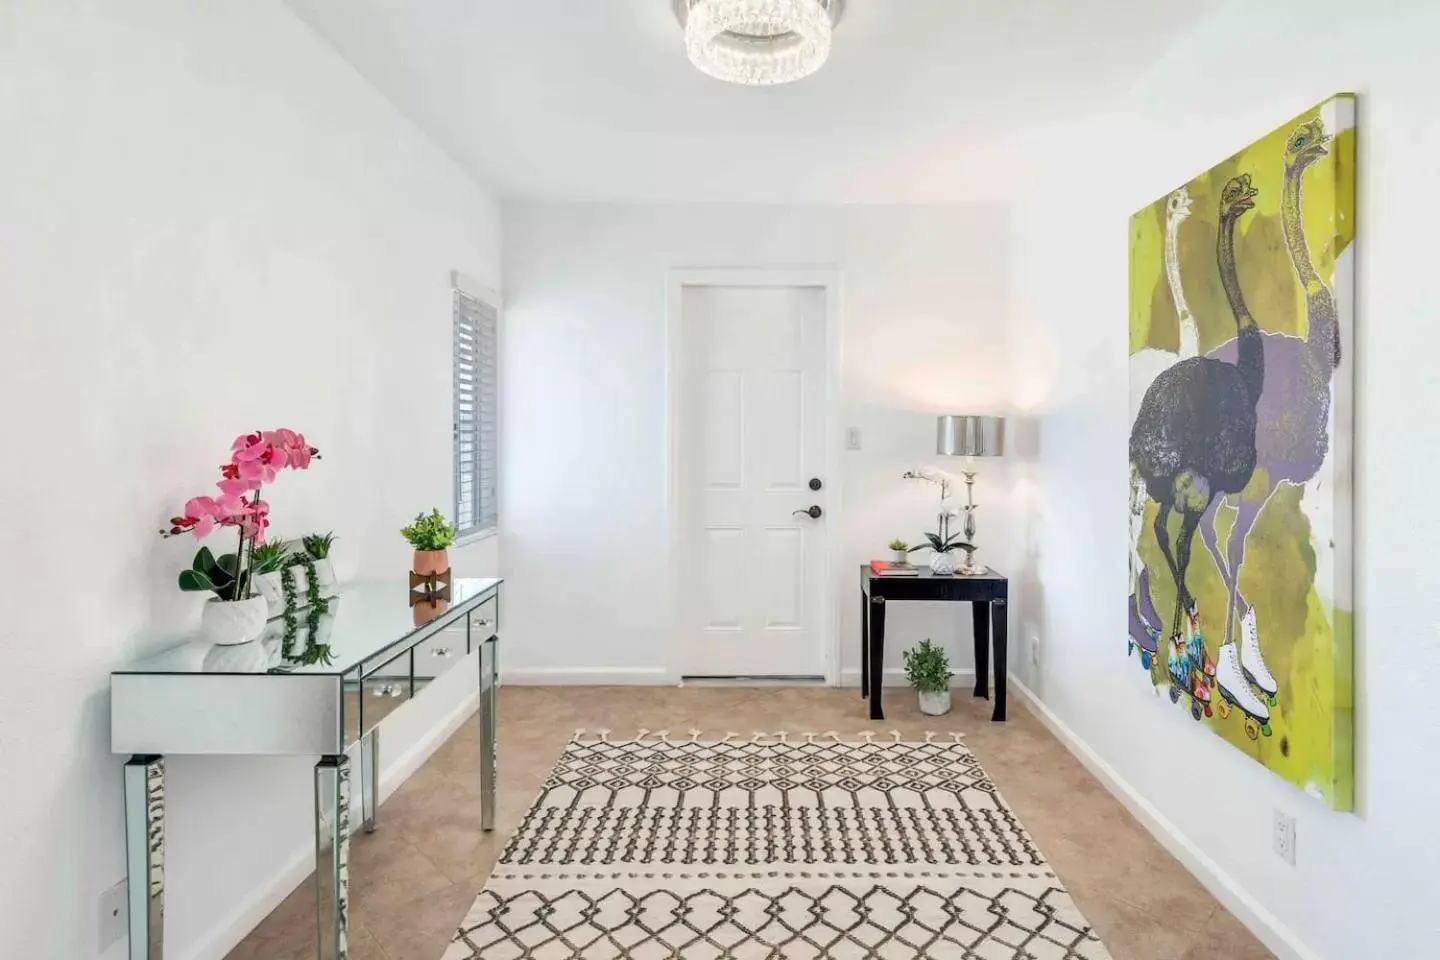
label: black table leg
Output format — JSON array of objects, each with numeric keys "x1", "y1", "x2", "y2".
[
  {"x1": 992, "y1": 599, "x2": 1008, "y2": 722},
  {"x1": 867, "y1": 595, "x2": 886, "y2": 720},
  {"x1": 860, "y1": 590, "x2": 870, "y2": 699},
  {"x1": 972, "y1": 601, "x2": 991, "y2": 700}
]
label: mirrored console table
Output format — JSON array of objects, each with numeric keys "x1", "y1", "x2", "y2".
[{"x1": 111, "y1": 577, "x2": 502, "y2": 960}]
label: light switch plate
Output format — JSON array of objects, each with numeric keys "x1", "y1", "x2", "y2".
[{"x1": 846, "y1": 427, "x2": 862, "y2": 451}]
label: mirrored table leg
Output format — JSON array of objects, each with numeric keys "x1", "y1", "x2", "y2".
[
  {"x1": 124, "y1": 755, "x2": 165, "y2": 960},
  {"x1": 360, "y1": 729, "x2": 379, "y2": 834},
  {"x1": 478, "y1": 635, "x2": 497, "y2": 831},
  {"x1": 315, "y1": 755, "x2": 350, "y2": 960}
]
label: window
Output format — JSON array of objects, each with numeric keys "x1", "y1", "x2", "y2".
[{"x1": 452, "y1": 273, "x2": 498, "y2": 539}]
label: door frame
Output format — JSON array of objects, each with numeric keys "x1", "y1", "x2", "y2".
[{"x1": 664, "y1": 267, "x2": 844, "y2": 686}]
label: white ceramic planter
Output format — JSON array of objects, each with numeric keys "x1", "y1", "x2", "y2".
[
  {"x1": 929, "y1": 551, "x2": 957, "y2": 576},
  {"x1": 200, "y1": 596, "x2": 268, "y2": 646},
  {"x1": 312, "y1": 557, "x2": 337, "y2": 595},
  {"x1": 918, "y1": 688, "x2": 952, "y2": 716},
  {"x1": 892, "y1": 549, "x2": 910, "y2": 564},
  {"x1": 255, "y1": 558, "x2": 340, "y2": 617}
]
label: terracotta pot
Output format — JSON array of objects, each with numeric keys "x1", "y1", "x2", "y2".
[
  {"x1": 412, "y1": 548, "x2": 450, "y2": 577},
  {"x1": 413, "y1": 598, "x2": 450, "y2": 627}
]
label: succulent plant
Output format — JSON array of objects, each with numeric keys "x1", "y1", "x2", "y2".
[{"x1": 302, "y1": 531, "x2": 337, "y2": 560}]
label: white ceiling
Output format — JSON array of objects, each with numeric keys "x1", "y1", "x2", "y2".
[{"x1": 287, "y1": 0, "x2": 1218, "y2": 203}]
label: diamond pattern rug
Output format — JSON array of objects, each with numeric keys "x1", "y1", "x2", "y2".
[{"x1": 445, "y1": 733, "x2": 1112, "y2": 959}]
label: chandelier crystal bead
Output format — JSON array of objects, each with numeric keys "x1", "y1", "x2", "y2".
[{"x1": 678, "y1": 0, "x2": 840, "y2": 86}]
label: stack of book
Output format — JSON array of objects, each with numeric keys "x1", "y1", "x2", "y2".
[{"x1": 869, "y1": 560, "x2": 920, "y2": 577}]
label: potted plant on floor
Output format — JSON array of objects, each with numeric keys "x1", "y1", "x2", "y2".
[
  {"x1": 904, "y1": 638, "x2": 952, "y2": 716},
  {"x1": 162, "y1": 429, "x2": 320, "y2": 645},
  {"x1": 888, "y1": 539, "x2": 912, "y2": 565}
]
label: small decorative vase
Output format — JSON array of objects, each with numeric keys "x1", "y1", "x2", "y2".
[
  {"x1": 200, "y1": 596, "x2": 268, "y2": 646},
  {"x1": 892, "y1": 549, "x2": 910, "y2": 564},
  {"x1": 412, "y1": 548, "x2": 450, "y2": 578},
  {"x1": 929, "y1": 551, "x2": 957, "y2": 576},
  {"x1": 919, "y1": 688, "x2": 952, "y2": 717}
]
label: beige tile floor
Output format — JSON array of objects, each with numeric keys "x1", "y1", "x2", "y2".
[{"x1": 228, "y1": 686, "x2": 1273, "y2": 960}]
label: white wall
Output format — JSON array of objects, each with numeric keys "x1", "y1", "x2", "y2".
[
  {"x1": 501, "y1": 203, "x2": 1013, "y2": 685},
  {"x1": 0, "y1": 2, "x2": 500, "y2": 957},
  {"x1": 1009, "y1": 1, "x2": 1440, "y2": 957}
]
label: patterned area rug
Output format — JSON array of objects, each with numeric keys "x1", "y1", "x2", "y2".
[{"x1": 446, "y1": 732, "x2": 1112, "y2": 959}]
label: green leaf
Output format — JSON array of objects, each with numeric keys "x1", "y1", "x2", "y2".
[
  {"x1": 193, "y1": 546, "x2": 217, "y2": 574},
  {"x1": 178, "y1": 568, "x2": 216, "y2": 592},
  {"x1": 215, "y1": 553, "x2": 240, "y2": 577}
]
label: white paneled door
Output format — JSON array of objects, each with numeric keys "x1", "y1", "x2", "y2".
[{"x1": 677, "y1": 284, "x2": 828, "y2": 678}]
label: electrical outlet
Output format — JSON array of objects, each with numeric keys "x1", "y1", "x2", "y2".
[
  {"x1": 845, "y1": 427, "x2": 862, "y2": 451},
  {"x1": 99, "y1": 878, "x2": 127, "y2": 950},
  {"x1": 1273, "y1": 809, "x2": 1296, "y2": 866}
]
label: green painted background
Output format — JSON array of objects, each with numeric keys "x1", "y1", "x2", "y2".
[{"x1": 1128, "y1": 96, "x2": 1355, "y2": 810}]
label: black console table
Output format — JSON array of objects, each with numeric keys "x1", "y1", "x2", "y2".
[{"x1": 860, "y1": 565, "x2": 1009, "y2": 722}]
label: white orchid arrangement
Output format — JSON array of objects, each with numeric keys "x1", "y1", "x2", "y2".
[{"x1": 902, "y1": 468, "x2": 972, "y2": 556}]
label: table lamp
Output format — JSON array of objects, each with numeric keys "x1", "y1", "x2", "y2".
[{"x1": 936, "y1": 415, "x2": 1005, "y2": 575}]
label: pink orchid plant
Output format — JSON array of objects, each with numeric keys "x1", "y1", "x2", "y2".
[{"x1": 162, "y1": 429, "x2": 320, "y2": 601}]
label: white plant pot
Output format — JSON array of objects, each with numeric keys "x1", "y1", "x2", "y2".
[
  {"x1": 253, "y1": 570, "x2": 286, "y2": 618},
  {"x1": 918, "y1": 688, "x2": 952, "y2": 716},
  {"x1": 929, "y1": 552, "x2": 957, "y2": 576},
  {"x1": 200, "y1": 596, "x2": 268, "y2": 646},
  {"x1": 892, "y1": 550, "x2": 910, "y2": 564},
  {"x1": 312, "y1": 557, "x2": 338, "y2": 596}
]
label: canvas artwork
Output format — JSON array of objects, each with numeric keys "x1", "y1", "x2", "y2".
[{"x1": 1127, "y1": 95, "x2": 1355, "y2": 810}]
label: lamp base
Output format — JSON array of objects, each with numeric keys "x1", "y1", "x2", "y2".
[{"x1": 959, "y1": 547, "x2": 986, "y2": 577}]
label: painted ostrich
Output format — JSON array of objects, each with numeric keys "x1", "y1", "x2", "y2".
[
  {"x1": 1128, "y1": 188, "x2": 1198, "y2": 664},
  {"x1": 1129, "y1": 176, "x2": 1264, "y2": 700},
  {"x1": 1197, "y1": 116, "x2": 1343, "y2": 720}
]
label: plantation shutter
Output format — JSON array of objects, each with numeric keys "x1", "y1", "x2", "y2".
[{"x1": 453, "y1": 279, "x2": 498, "y2": 538}]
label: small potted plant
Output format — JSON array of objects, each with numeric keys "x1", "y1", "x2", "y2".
[
  {"x1": 888, "y1": 539, "x2": 911, "y2": 564},
  {"x1": 301, "y1": 531, "x2": 339, "y2": 594},
  {"x1": 250, "y1": 540, "x2": 295, "y2": 617},
  {"x1": 402, "y1": 509, "x2": 455, "y2": 577},
  {"x1": 904, "y1": 638, "x2": 952, "y2": 716},
  {"x1": 915, "y1": 529, "x2": 973, "y2": 575}
]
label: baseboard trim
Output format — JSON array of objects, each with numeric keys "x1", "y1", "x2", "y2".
[
  {"x1": 185, "y1": 688, "x2": 482, "y2": 960},
  {"x1": 1007, "y1": 673, "x2": 1321, "y2": 960},
  {"x1": 838, "y1": 667, "x2": 976, "y2": 688},
  {"x1": 503, "y1": 667, "x2": 672, "y2": 685}
]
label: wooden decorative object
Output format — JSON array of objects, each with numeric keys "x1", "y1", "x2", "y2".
[{"x1": 408, "y1": 568, "x2": 453, "y2": 607}]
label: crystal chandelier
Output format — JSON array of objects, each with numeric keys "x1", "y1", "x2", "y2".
[{"x1": 674, "y1": 0, "x2": 844, "y2": 86}]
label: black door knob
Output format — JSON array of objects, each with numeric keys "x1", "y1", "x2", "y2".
[
  {"x1": 793, "y1": 505, "x2": 823, "y2": 519},
  {"x1": 809, "y1": 477, "x2": 823, "y2": 491}
]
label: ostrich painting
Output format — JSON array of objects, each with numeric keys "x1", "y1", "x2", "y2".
[
  {"x1": 1197, "y1": 115, "x2": 1344, "y2": 715},
  {"x1": 1125, "y1": 95, "x2": 1356, "y2": 810},
  {"x1": 1129, "y1": 174, "x2": 1264, "y2": 714}
]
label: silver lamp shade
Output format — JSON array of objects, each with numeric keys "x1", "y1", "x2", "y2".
[{"x1": 936, "y1": 415, "x2": 1004, "y2": 458}]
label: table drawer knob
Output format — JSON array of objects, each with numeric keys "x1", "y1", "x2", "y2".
[
  {"x1": 473, "y1": 618, "x2": 493, "y2": 628},
  {"x1": 430, "y1": 646, "x2": 453, "y2": 658},
  {"x1": 374, "y1": 683, "x2": 405, "y2": 699}
]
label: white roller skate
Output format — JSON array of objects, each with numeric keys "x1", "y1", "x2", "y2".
[
  {"x1": 1215, "y1": 643, "x2": 1272, "y2": 740},
  {"x1": 1239, "y1": 606, "x2": 1278, "y2": 706}
]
